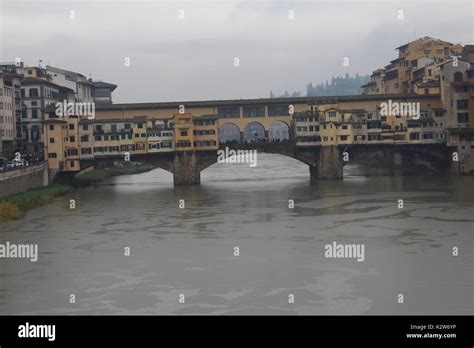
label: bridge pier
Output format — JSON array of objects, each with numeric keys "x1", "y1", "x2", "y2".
[
  {"x1": 317, "y1": 145, "x2": 343, "y2": 180},
  {"x1": 309, "y1": 165, "x2": 319, "y2": 182},
  {"x1": 173, "y1": 152, "x2": 201, "y2": 185}
]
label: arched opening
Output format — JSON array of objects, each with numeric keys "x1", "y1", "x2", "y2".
[
  {"x1": 243, "y1": 122, "x2": 265, "y2": 143},
  {"x1": 268, "y1": 121, "x2": 290, "y2": 142},
  {"x1": 219, "y1": 123, "x2": 240, "y2": 144},
  {"x1": 201, "y1": 153, "x2": 309, "y2": 188}
]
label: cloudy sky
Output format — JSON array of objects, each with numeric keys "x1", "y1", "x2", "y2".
[{"x1": 0, "y1": 0, "x2": 472, "y2": 103}]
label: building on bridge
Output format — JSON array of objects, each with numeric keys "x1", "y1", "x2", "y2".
[{"x1": 41, "y1": 92, "x2": 474, "y2": 179}]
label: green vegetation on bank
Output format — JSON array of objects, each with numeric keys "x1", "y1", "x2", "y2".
[
  {"x1": 73, "y1": 163, "x2": 154, "y2": 187},
  {"x1": 0, "y1": 185, "x2": 72, "y2": 222},
  {"x1": 0, "y1": 163, "x2": 154, "y2": 223}
]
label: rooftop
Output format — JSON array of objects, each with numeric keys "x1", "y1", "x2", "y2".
[{"x1": 96, "y1": 94, "x2": 440, "y2": 111}]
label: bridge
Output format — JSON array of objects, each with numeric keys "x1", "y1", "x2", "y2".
[{"x1": 76, "y1": 142, "x2": 455, "y2": 185}]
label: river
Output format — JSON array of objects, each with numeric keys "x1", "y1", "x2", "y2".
[{"x1": 0, "y1": 154, "x2": 473, "y2": 314}]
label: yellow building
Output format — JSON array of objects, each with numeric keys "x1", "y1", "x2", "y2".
[
  {"x1": 319, "y1": 104, "x2": 340, "y2": 145},
  {"x1": 43, "y1": 119, "x2": 68, "y2": 170},
  {"x1": 364, "y1": 37, "x2": 463, "y2": 95},
  {"x1": 132, "y1": 116, "x2": 148, "y2": 154},
  {"x1": 193, "y1": 114, "x2": 218, "y2": 151},
  {"x1": 173, "y1": 113, "x2": 194, "y2": 151},
  {"x1": 414, "y1": 80, "x2": 440, "y2": 95}
]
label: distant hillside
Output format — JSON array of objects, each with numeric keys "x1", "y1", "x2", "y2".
[
  {"x1": 269, "y1": 73, "x2": 370, "y2": 98},
  {"x1": 306, "y1": 73, "x2": 370, "y2": 96}
]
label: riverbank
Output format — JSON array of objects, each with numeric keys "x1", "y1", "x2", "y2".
[
  {"x1": 0, "y1": 163, "x2": 154, "y2": 222},
  {"x1": 0, "y1": 185, "x2": 72, "y2": 222}
]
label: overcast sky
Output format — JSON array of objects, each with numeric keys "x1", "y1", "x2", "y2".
[{"x1": 0, "y1": 0, "x2": 472, "y2": 103}]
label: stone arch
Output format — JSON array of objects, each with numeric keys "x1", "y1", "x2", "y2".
[
  {"x1": 243, "y1": 122, "x2": 265, "y2": 142},
  {"x1": 219, "y1": 123, "x2": 241, "y2": 144},
  {"x1": 268, "y1": 121, "x2": 290, "y2": 142}
]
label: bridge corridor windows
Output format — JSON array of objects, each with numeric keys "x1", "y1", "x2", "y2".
[
  {"x1": 268, "y1": 105, "x2": 290, "y2": 116},
  {"x1": 219, "y1": 123, "x2": 240, "y2": 143},
  {"x1": 269, "y1": 121, "x2": 289, "y2": 142},
  {"x1": 243, "y1": 122, "x2": 265, "y2": 142},
  {"x1": 217, "y1": 107, "x2": 240, "y2": 119},
  {"x1": 243, "y1": 106, "x2": 265, "y2": 118}
]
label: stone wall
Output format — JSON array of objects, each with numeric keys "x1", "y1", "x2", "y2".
[{"x1": 0, "y1": 162, "x2": 49, "y2": 198}]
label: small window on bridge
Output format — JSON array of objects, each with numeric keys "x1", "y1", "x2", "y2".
[{"x1": 268, "y1": 105, "x2": 289, "y2": 116}]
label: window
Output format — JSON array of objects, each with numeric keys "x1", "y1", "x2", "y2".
[
  {"x1": 83, "y1": 125, "x2": 88, "y2": 130},
  {"x1": 48, "y1": 153, "x2": 57, "y2": 158},
  {"x1": 457, "y1": 100, "x2": 469, "y2": 110},
  {"x1": 180, "y1": 130, "x2": 188, "y2": 136},
  {"x1": 69, "y1": 124, "x2": 75, "y2": 130},
  {"x1": 457, "y1": 113, "x2": 469, "y2": 123},
  {"x1": 104, "y1": 135, "x2": 109, "y2": 140},
  {"x1": 29, "y1": 88, "x2": 39, "y2": 97},
  {"x1": 32, "y1": 109, "x2": 38, "y2": 119},
  {"x1": 67, "y1": 149, "x2": 78, "y2": 156},
  {"x1": 111, "y1": 124, "x2": 117, "y2": 131},
  {"x1": 49, "y1": 138, "x2": 55, "y2": 143},
  {"x1": 81, "y1": 135, "x2": 89, "y2": 142},
  {"x1": 453, "y1": 72, "x2": 463, "y2": 82},
  {"x1": 424, "y1": 88, "x2": 429, "y2": 95},
  {"x1": 31, "y1": 101, "x2": 37, "y2": 106},
  {"x1": 95, "y1": 136, "x2": 101, "y2": 141},
  {"x1": 124, "y1": 123, "x2": 131, "y2": 129},
  {"x1": 268, "y1": 105, "x2": 289, "y2": 116},
  {"x1": 137, "y1": 123, "x2": 143, "y2": 128},
  {"x1": 49, "y1": 125, "x2": 54, "y2": 131},
  {"x1": 81, "y1": 148, "x2": 92, "y2": 155},
  {"x1": 328, "y1": 111, "x2": 336, "y2": 118},
  {"x1": 243, "y1": 106, "x2": 265, "y2": 117},
  {"x1": 340, "y1": 135, "x2": 348, "y2": 141},
  {"x1": 69, "y1": 136, "x2": 75, "y2": 142},
  {"x1": 217, "y1": 107, "x2": 240, "y2": 118}
]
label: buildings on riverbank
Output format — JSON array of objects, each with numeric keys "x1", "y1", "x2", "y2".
[
  {"x1": 0, "y1": 62, "x2": 116, "y2": 159},
  {"x1": 2, "y1": 37, "x2": 474, "y2": 174},
  {"x1": 361, "y1": 37, "x2": 463, "y2": 95}
]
